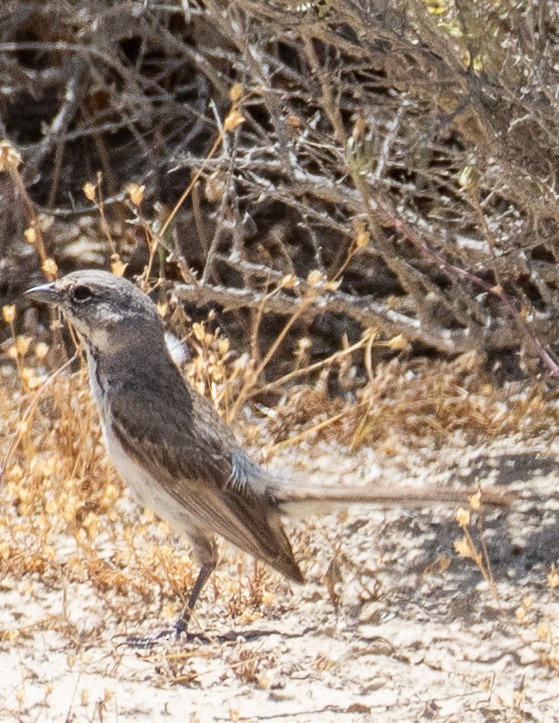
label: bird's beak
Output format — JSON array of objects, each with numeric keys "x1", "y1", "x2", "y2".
[{"x1": 24, "y1": 282, "x2": 63, "y2": 305}]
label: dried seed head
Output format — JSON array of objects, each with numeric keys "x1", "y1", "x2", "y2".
[
  {"x1": 355, "y1": 228, "x2": 370, "y2": 248},
  {"x1": 83, "y1": 182, "x2": 97, "y2": 202},
  {"x1": 307, "y1": 270, "x2": 324, "y2": 287},
  {"x1": 229, "y1": 83, "x2": 244, "y2": 102},
  {"x1": 385, "y1": 334, "x2": 407, "y2": 351},
  {"x1": 35, "y1": 342, "x2": 49, "y2": 360},
  {"x1": 455, "y1": 507, "x2": 471, "y2": 527},
  {"x1": 453, "y1": 535, "x2": 474, "y2": 559},
  {"x1": 223, "y1": 109, "x2": 245, "y2": 132},
  {"x1": 469, "y1": 491, "x2": 481, "y2": 510},
  {"x1": 127, "y1": 182, "x2": 145, "y2": 206},
  {"x1": 0, "y1": 141, "x2": 22, "y2": 171},
  {"x1": 205, "y1": 172, "x2": 227, "y2": 202},
  {"x1": 24, "y1": 226, "x2": 37, "y2": 244},
  {"x1": 2, "y1": 304, "x2": 16, "y2": 324},
  {"x1": 111, "y1": 257, "x2": 127, "y2": 277},
  {"x1": 42, "y1": 258, "x2": 58, "y2": 278},
  {"x1": 15, "y1": 335, "x2": 32, "y2": 356}
]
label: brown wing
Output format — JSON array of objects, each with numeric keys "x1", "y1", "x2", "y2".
[{"x1": 107, "y1": 361, "x2": 303, "y2": 582}]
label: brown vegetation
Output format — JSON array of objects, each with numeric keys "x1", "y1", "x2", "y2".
[
  {"x1": 0, "y1": 3, "x2": 558, "y2": 718},
  {"x1": 2, "y1": 0, "x2": 559, "y2": 379}
]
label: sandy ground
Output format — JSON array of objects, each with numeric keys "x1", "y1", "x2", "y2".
[{"x1": 1, "y1": 434, "x2": 558, "y2": 722}]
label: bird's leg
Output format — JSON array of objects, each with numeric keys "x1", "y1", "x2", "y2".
[
  {"x1": 173, "y1": 560, "x2": 216, "y2": 637},
  {"x1": 172, "y1": 532, "x2": 218, "y2": 637},
  {"x1": 126, "y1": 532, "x2": 217, "y2": 647}
]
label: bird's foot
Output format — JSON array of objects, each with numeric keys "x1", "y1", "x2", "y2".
[{"x1": 125, "y1": 617, "x2": 189, "y2": 648}]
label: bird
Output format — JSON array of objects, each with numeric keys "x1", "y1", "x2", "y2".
[{"x1": 25, "y1": 270, "x2": 509, "y2": 641}]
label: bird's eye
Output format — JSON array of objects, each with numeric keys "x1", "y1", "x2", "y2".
[{"x1": 71, "y1": 285, "x2": 93, "y2": 302}]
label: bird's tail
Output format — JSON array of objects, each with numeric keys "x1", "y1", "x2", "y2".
[{"x1": 274, "y1": 483, "x2": 510, "y2": 517}]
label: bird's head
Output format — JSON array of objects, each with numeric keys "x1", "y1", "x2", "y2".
[{"x1": 25, "y1": 270, "x2": 164, "y2": 353}]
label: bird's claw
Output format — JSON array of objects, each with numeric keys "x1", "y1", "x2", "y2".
[{"x1": 126, "y1": 618, "x2": 188, "y2": 648}]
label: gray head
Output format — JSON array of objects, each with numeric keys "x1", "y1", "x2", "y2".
[{"x1": 25, "y1": 270, "x2": 164, "y2": 353}]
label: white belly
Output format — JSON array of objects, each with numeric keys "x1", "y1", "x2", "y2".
[
  {"x1": 87, "y1": 350, "x2": 197, "y2": 535},
  {"x1": 98, "y1": 407, "x2": 196, "y2": 536}
]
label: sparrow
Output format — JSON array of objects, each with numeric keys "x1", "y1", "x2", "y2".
[{"x1": 25, "y1": 270, "x2": 509, "y2": 640}]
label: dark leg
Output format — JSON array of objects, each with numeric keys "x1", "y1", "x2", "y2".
[
  {"x1": 173, "y1": 560, "x2": 216, "y2": 637},
  {"x1": 126, "y1": 532, "x2": 217, "y2": 647},
  {"x1": 173, "y1": 531, "x2": 218, "y2": 636}
]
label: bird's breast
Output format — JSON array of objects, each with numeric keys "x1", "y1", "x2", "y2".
[{"x1": 85, "y1": 347, "x2": 199, "y2": 535}]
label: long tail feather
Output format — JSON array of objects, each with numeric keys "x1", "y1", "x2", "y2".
[{"x1": 274, "y1": 484, "x2": 510, "y2": 517}]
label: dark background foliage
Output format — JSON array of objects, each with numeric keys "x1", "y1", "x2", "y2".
[{"x1": 2, "y1": 0, "x2": 559, "y2": 379}]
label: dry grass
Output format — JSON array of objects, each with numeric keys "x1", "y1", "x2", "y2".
[
  {"x1": 1, "y1": 2, "x2": 558, "y2": 716},
  {"x1": 261, "y1": 350, "x2": 559, "y2": 458},
  {"x1": 1, "y1": 302, "x2": 558, "y2": 615},
  {"x1": 1, "y1": 153, "x2": 559, "y2": 708},
  {"x1": 0, "y1": 296, "x2": 558, "y2": 722},
  {"x1": 0, "y1": 314, "x2": 307, "y2": 636}
]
